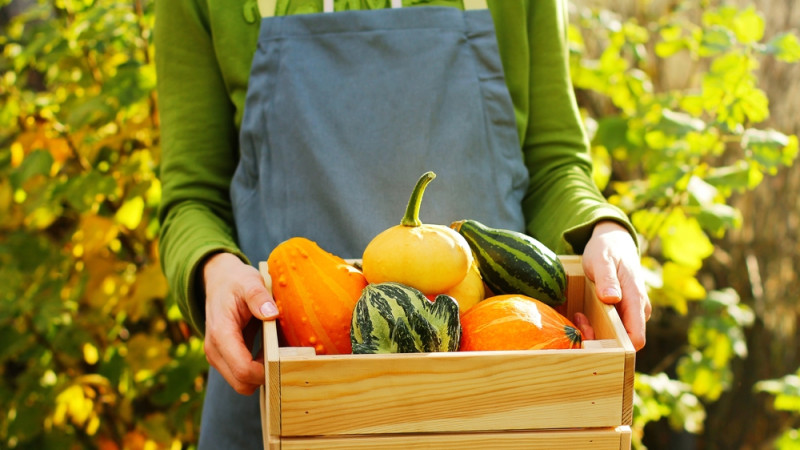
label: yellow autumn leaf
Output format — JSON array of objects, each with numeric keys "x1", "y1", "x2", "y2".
[
  {"x1": 10, "y1": 141, "x2": 24, "y2": 167},
  {"x1": 24, "y1": 205, "x2": 58, "y2": 229},
  {"x1": 119, "y1": 262, "x2": 168, "y2": 322},
  {"x1": 731, "y1": 7, "x2": 764, "y2": 44},
  {"x1": 125, "y1": 333, "x2": 172, "y2": 381},
  {"x1": 54, "y1": 384, "x2": 94, "y2": 427},
  {"x1": 75, "y1": 213, "x2": 119, "y2": 257},
  {"x1": 660, "y1": 209, "x2": 714, "y2": 269},
  {"x1": 82, "y1": 254, "x2": 126, "y2": 309},
  {"x1": 83, "y1": 342, "x2": 99, "y2": 365},
  {"x1": 115, "y1": 196, "x2": 144, "y2": 230},
  {"x1": 663, "y1": 262, "x2": 707, "y2": 301}
]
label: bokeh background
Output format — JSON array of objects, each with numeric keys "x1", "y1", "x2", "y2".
[{"x1": 1, "y1": 0, "x2": 798, "y2": 448}]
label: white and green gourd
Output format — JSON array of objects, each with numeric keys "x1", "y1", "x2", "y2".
[{"x1": 350, "y1": 282, "x2": 461, "y2": 354}]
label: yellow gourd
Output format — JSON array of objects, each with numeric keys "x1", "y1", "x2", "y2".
[
  {"x1": 362, "y1": 171, "x2": 473, "y2": 295},
  {"x1": 440, "y1": 260, "x2": 485, "y2": 313}
]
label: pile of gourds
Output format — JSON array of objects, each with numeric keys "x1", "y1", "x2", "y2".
[{"x1": 267, "y1": 172, "x2": 582, "y2": 355}]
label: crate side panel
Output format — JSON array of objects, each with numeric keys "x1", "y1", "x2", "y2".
[
  {"x1": 281, "y1": 428, "x2": 629, "y2": 449},
  {"x1": 279, "y1": 350, "x2": 626, "y2": 436}
]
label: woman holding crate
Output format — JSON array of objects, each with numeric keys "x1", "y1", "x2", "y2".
[{"x1": 155, "y1": 0, "x2": 651, "y2": 447}]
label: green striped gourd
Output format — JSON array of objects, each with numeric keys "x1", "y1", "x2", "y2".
[
  {"x1": 451, "y1": 219, "x2": 567, "y2": 306},
  {"x1": 350, "y1": 282, "x2": 461, "y2": 354}
]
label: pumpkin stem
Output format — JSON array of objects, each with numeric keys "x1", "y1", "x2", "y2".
[{"x1": 401, "y1": 171, "x2": 436, "y2": 227}]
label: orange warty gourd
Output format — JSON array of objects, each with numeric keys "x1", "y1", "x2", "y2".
[
  {"x1": 267, "y1": 237, "x2": 367, "y2": 355},
  {"x1": 460, "y1": 294, "x2": 582, "y2": 351}
]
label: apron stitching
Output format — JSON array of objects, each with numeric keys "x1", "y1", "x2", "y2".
[{"x1": 264, "y1": 34, "x2": 290, "y2": 238}]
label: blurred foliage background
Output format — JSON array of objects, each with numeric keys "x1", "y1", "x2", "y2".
[{"x1": 0, "y1": 0, "x2": 798, "y2": 448}]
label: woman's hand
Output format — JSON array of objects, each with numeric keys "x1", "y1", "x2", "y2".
[
  {"x1": 202, "y1": 252, "x2": 279, "y2": 395},
  {"x1": 582, "y1": 221, "x2": 651, "y2": 351}
]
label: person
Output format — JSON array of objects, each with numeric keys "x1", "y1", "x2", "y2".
[{"x1": 155, "y1": 0, "x2": 652, "y2": 447}]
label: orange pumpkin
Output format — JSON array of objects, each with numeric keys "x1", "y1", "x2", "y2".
[
  {"x1": 460, "y1": 294, "x2": 582, "y2": 351},
  {"x1": 267, "y1": 237, "x2": 367, "y2": 354}
]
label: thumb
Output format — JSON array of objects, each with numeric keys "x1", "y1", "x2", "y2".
[
  {"x1": 240, "y1": 272, "x2": 279, "y2": 320},
  {"x1": 587, "y1": 257, "x2": 622, "y2": 305}
]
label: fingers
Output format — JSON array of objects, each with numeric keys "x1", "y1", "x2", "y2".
[
  {"x1": 572, "y1": 312, "x2": 595, "y2": 341},
  {"x1": 206, "y1": 253, "x2": 279, "y2": 321},
  {"x1": 583, "y1": 221, "x2": 651, "y2": 351},
  {"x1": 204, "y1": 330, "x2": 264, "y2": 395},
  {"x1": 202, "y1": 253, "x2": 271, "y2": 395}
]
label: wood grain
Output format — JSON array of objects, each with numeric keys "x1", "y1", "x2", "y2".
[
  {"x1": 259, "y1": 262, "x2": 282, "y2": 449},
  {"x1": 277, "y1": 348, "x2": 625, "y2": 436},
  {"x1": 280, "y1": 426, "x2": 632, "y2": 449}
]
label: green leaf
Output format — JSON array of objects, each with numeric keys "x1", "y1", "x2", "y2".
[
  {"x1": 742, "y1": 128, "x2": 797, "y2": 172},
  {"x1": 634, "y1": 373, "x2": 706, "y2": 434},
  {"x1": 698, "y1": 25, "x2": 734, "y2": 56},
  {"x1": 695, "y1": 203, "x2": 741, "y2": 237},
  {"x1": 103, "y1": 61, "x2": 156, "y2": 109},
  {"x1": 686, "y1": 176, "x2": 742, "y2": 236},
  {"x1": 659, "y1": 108, "x2": 706, "y2": 136},
  {"x1": 64, "y1": 95, "x2": 117, "y2": 129},
  {"x1": 678, "y1": 350, "x2": 729, "y2": 401},
  {"x1": 765, "y1": 32, "x2": 800, "y2": 62},
  {"x1": 62, "y1": 171, "x2": 118, "y2": 211},
  {"x1": 704, "y1": 160, "x2": 763, "y2": 192},
  {"x1": 755, "y1": 372, "x2": 800, "y2": 414},
  {"x1": 592, "y1": 116, "x2": 630, "y2": 153},
  {"x1": 10, "y1": 149, "x2": 53, "y2": 189}
]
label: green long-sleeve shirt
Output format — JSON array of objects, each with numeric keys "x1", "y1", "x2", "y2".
[{"x1": 155, "y1": 0, "x2": 634, "y2": 335}]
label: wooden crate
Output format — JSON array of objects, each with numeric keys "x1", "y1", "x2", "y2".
[{"x1": 259, "y1": 256, "x2": 635, "y2": 449}]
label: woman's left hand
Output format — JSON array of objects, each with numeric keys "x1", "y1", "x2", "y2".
[{"x1": 582, "y1": 220, "x2": 651, "y2": 351}]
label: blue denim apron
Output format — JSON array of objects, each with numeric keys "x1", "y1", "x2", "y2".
[{"x1": 200, "y1": 1, "x2": 528, "y2": 447}]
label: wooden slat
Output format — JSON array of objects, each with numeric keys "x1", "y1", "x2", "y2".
[
  {"x1": 561, "y1": 255, "x2": 585, "y2": 323},
  {"x1": 281, "y1": 427, "x2": 630, "y2": 449},
  {"x1": 259, "y1": 263, "x2": 282, "y2": 449},
  {"x1": 278, "y1": 348, "x2": 625, "y2": 436}
]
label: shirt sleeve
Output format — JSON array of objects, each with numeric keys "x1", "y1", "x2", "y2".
[
  {"x1": 155, "y1": 0, "x2": 248, "y2": 335},
  {"x1": 516, "y1": 0, "x2": 636, "y2": 254}
]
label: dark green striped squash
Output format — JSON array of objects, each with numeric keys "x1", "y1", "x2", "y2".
[
  {"x1": 450, "y1": 219, "x2": 567, "y2": 307},
  {"x1": 350, "y1": 282, "x2": 461, "y2": 354}
]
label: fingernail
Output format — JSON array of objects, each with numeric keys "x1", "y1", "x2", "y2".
[
  {"x1": 602, "y1": 287, "x2": 621, "y2": 300},
  {"x1": 260, "y1": 302, "x2": 279, "y2": 318}
]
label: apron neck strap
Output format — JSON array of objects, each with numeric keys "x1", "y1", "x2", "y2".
[{"x1": 259, "y1": 0, "x2": 489, "y2": 18}]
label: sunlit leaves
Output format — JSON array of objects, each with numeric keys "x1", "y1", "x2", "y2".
[
  {"x1": 743, "y1": 129, "x2": 799, "y2": 173},
  {"x1": 1, "y1": 0, "x2": 203, "y2": 448},
  {"x1": 756, "y1": 372, "x2": 800, "y2": 413},
  {"x1": 766, "y1": 32, "x2": 800, "y2": 63},
  {"x1": 570, "y1": 0, "x2": 798, "y2": 444},
  {"x1": 677, "y1": 289, "x2": 753, "y2": 401},
  {"x1": 633, "y1": 373, "x2": 706, "y2": 443}
]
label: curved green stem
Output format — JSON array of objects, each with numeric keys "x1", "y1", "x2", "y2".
[{"x1": 401, "y1": 171, "x2": 436, "y2": 227}]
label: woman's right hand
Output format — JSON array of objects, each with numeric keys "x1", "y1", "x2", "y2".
[{"x1": 202, "y1": 252, "x2": 279, "y2": 395}]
